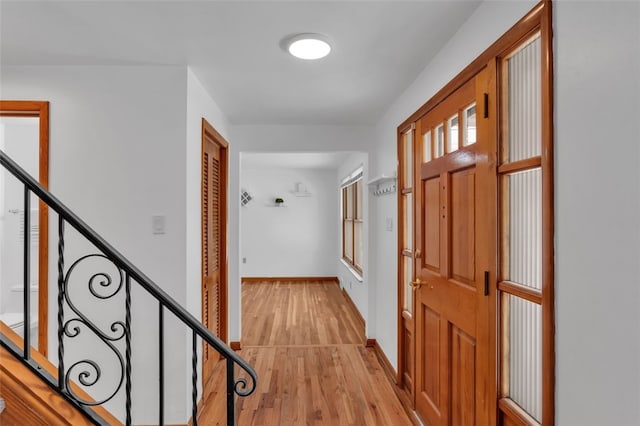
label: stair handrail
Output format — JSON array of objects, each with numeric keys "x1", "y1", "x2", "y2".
[{"x1": 0, "y1": 149, "x2": 256, "y2": 424}]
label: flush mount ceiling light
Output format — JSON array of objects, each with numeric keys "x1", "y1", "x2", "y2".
[{"x1": 285, "y1": 33, "x2": 331, "y2": 60}]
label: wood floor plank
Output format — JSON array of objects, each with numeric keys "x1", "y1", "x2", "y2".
[{"x1": 198, "y1": 280, "x2": 412, "y2": 425}]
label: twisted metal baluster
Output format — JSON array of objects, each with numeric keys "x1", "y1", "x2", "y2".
[
  {"x1": 125, "y1": 273, "x2": 132, "y2": 426},
  {"x1": 192, "y1": 330, "x2": 198, "y2": 426},
  {"x1": 57, "y1": 216, "x2": 65, "y2": 391}
]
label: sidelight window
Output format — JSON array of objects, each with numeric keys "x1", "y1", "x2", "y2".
[{"x1": 498, "y1": 31, "x2": 552, "y2": 425}]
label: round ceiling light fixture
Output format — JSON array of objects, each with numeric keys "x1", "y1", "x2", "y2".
[{"x1": 286, "y1": 33, "x2": 331, "y2": 60}]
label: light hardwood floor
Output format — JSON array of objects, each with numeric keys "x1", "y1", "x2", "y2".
[
  {"x1": 242, "y1": 280, "x2": 365, "y2": 346},
  {"x1": 198, "y1": 280, "x2": 412, "y2": 425}
]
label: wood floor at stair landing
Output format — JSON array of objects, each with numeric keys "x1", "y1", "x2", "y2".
[{"x1": 198, "y1": 280, "x2": 412, "y2": 425}]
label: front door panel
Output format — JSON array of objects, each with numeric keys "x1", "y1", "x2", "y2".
[{"x1": 414, "y1": 66, "x2": 496, "y2": 426}]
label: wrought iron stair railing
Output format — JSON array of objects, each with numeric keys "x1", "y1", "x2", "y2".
[{"x1": 0, "y1": 149, "x2": 257, "y2": 425}]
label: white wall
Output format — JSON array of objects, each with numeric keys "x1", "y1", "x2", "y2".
[
  {"x1": 230, "y1": 125, "x2": 374, "y2": 341},
  {"x1": 370, "y1": 0, "x2": 640, "y2": 424},
  {"x1": 0, "y1": 65, "x2": 190, "y2": 423},
  {"x1": 366, "y1": 169, "x2": 395, "y2": 349},
  {"x1": 240, "y1": 167, "x2": 338, "y2": 277},
  {"x1": 554, "y1": 2, "x2": 640, "y2": 425}
]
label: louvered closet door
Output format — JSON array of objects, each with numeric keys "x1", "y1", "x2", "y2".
[{"x1": 203, "y1": 137, "x2": 222, "y2": 381}]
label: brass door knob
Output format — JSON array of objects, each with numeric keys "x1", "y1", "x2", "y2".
[
  {"x1": 410, "y1": 278, "x2": 425, "y2": 288},
  {"x1": 415, "y1": 249, "x2": 422, "y2": 258}
]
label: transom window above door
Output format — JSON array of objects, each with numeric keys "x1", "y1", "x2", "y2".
[{"x1": 422, "y1": 100, "x2": 477, "y2": 161}]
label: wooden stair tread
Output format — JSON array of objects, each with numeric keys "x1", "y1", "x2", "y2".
[{"x1": 0, "y1": 322, "x2": 123, "y2": 426}]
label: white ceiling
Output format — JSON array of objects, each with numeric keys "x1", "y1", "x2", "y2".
[
  {"x1": 242, "y1": 152, "x2": 349, "y2": 170},
  {"x1": 0, "y1": 1, "x2": 481, "y2": 125}
]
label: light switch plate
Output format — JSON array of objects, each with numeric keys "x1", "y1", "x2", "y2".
[{"x1": 152, "y1": 215, "x2": 166, "y2": 235}]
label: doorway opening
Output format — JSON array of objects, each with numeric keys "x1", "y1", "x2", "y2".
[
  {"x1": 238, "y1": 151, "x2": 369, "y2": 344},
  {"x1": 0, "y1": 100, "x2": 49, "y2": 356}
]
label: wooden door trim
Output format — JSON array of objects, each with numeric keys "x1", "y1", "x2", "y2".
[
  {"x1": 540, "y1": 3, "x2": 555, "y2": 424},
  {"x1": 201, "y1": 118, "x2": 228, "y2": 344},
  {"x1": 0, "y1": 100, "x2": 49, "y2": 356},
  {"x1": 396, "y1": 125, "x2": 405, "y2": 387},
  {"x1": 202, "y1": 119, "x2": 228, "y2": 150},
  {"x1": 475, "y1": 61, "x2": 499, "y2": 426},
  {"x1": 420, "y1": 147, "x2": 477, "y2": 180},
  {"x1": 498, "y1": 398, "x2": 539, "y2": 426}
]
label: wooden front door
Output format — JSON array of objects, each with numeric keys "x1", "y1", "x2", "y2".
[
  {"x1": 413, "y1": 65, "x2": 496, "y2": 426},
  {"x1": 201, "y1": 119, "x2": 228, "y2": 393}
]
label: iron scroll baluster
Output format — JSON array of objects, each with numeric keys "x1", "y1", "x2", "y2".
[{"x1": 61, "y1": 253, "x2": 126, "y2": 406}]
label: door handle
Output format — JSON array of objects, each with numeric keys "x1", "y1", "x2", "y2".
[
  {"x1": 415, "y1": 249, "x2": 422, "y2": 259},
  {"x1": 410, "y1": 278, "x2": 425, "y2": 288},
  {"x1": 411, "y1": 278, "x2": 434, "y2": 289}
]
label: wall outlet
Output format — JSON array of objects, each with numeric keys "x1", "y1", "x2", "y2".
[
  {"x1": 385, "y1": 217, "x2": 393, "y2": 232},
  {"x1": 242, "y1": 257, "x2": 247, "y2": 264}
]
